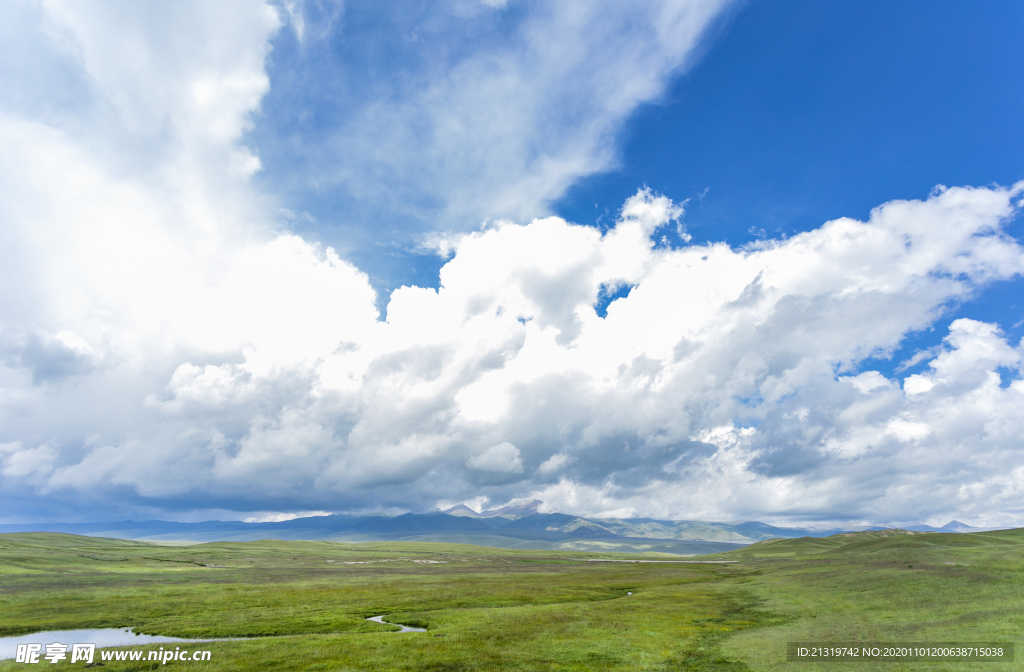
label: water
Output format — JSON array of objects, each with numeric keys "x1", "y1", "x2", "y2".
[
  {"x1": 366, "y1": 616, "x2": 426, "y2": 633},
  {"x1": 0, "y1": 628, "x2": 210, "y2": 661}
]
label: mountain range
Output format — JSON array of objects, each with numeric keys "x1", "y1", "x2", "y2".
[
  {"x1": 0, "y1": 501, "x2": 991, "y2": 553},
  {"x1": 0, "y1": 501, "x2": 999, "y2": 554}
]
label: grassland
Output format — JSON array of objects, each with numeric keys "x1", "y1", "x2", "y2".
[{"x1": 0, "y1": 528, "x2": 1021, "y2": 671}]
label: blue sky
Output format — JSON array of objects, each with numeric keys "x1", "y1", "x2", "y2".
[
  {"x1": 558, "y1": 1, "x2": 1024, "y2": 241},
  {"x1": 1, "y1": 0, "x2": 1023, "y2": 526}
]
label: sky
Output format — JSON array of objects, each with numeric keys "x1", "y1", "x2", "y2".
[{"x1": 1, "y1": 0, "x2": 1023, "y2": 528}]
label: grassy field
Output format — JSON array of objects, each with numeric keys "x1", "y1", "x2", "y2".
[{"x1": 0, "y1": 529, "x2": 1021, "y2": 671}]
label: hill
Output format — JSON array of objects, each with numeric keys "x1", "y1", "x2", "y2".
[
  {"x1": 704, "y1": 526, "x2": 1024, "y2": 560},
  {"x1": 0, "y1": 512, "x2": 752, "y2": 555},
  {"x1": 0, "y1": 508, "x2": 843, "y2": 554},
  {"x1": 0, "y1": 507, "x2": 1004, "y2": 554}
]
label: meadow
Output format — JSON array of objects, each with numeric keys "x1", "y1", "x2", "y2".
[{"x1": 0, "y1": 528, "x2": 1021, "y2": 671}]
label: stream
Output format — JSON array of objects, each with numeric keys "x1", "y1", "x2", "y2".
[{"x1": 365, "y1": 616, "x2": 426, "y2": 632}]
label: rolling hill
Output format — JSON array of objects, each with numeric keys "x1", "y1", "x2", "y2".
[{"x1": 0, "y1": 503, "x2": 1001, "y2": 554}]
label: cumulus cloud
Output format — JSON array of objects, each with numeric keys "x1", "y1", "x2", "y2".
[
  {"x1": 4, "y1": 171, "x2": 1023, "y2": 525},
  {"x1": 2, "y1": 0, "x2": 1024, "y2": 529}
]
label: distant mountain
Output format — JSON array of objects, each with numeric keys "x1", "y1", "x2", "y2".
[
  {"x1": 903, "y1": 520, "x2": 1004, "y2": 533},
  {"x1": 0, "y1": 508, "x2": 1002, "y2": 554},
  {"x1": 0, "y1": 512, "x2": 745, "y2": 555},
  {"x1": 437, "y1": 500, "x2": 837, "y2": 541},
  {"x1": 441, "y1": 499, "x2": 541, "y2": 519},
  {"x1": 441, "y1": 504, "x2": 482, "y2": 517}
]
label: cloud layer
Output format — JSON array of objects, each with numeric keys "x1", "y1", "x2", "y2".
[
  {"x1": 3, "y1": 175, "x2": 1022, "y2": 525},
  {"x1": 1, "y1": 1, "x2": 1023, "y2": 527}
]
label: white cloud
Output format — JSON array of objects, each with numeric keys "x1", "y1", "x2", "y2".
[
  {"x1": 467, "y1": 442, "x2": 524, "y2": 473},
  {"x1": 903, "y1": 375, "x2": 934, "y2": 395},
  {"x1": 1, "y1": 442, "x2": 58, "y2": 483},
  {"x1": 537, "y1": 453, "x2": 572, "y2": 476},
  {"x1": 5, "y1": 178, "x2": 1022, "y2": 526},
  {"x1": 40, "y1": 0, "x2": 279, "y2": 147},
  {"x1": 2, "y1": 0, "x2": 1024, "y2": 529},
  {"x1": 843, "y1": 371, "x2": 892, "y2": 395}
]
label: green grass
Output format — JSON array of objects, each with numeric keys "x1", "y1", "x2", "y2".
[
  {"x1": 1, "y1": 529, "x2": 1022, "y2": 671},
  {"x1": 703, "y1": 529, "x2": 1024, "y2": 672}
]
